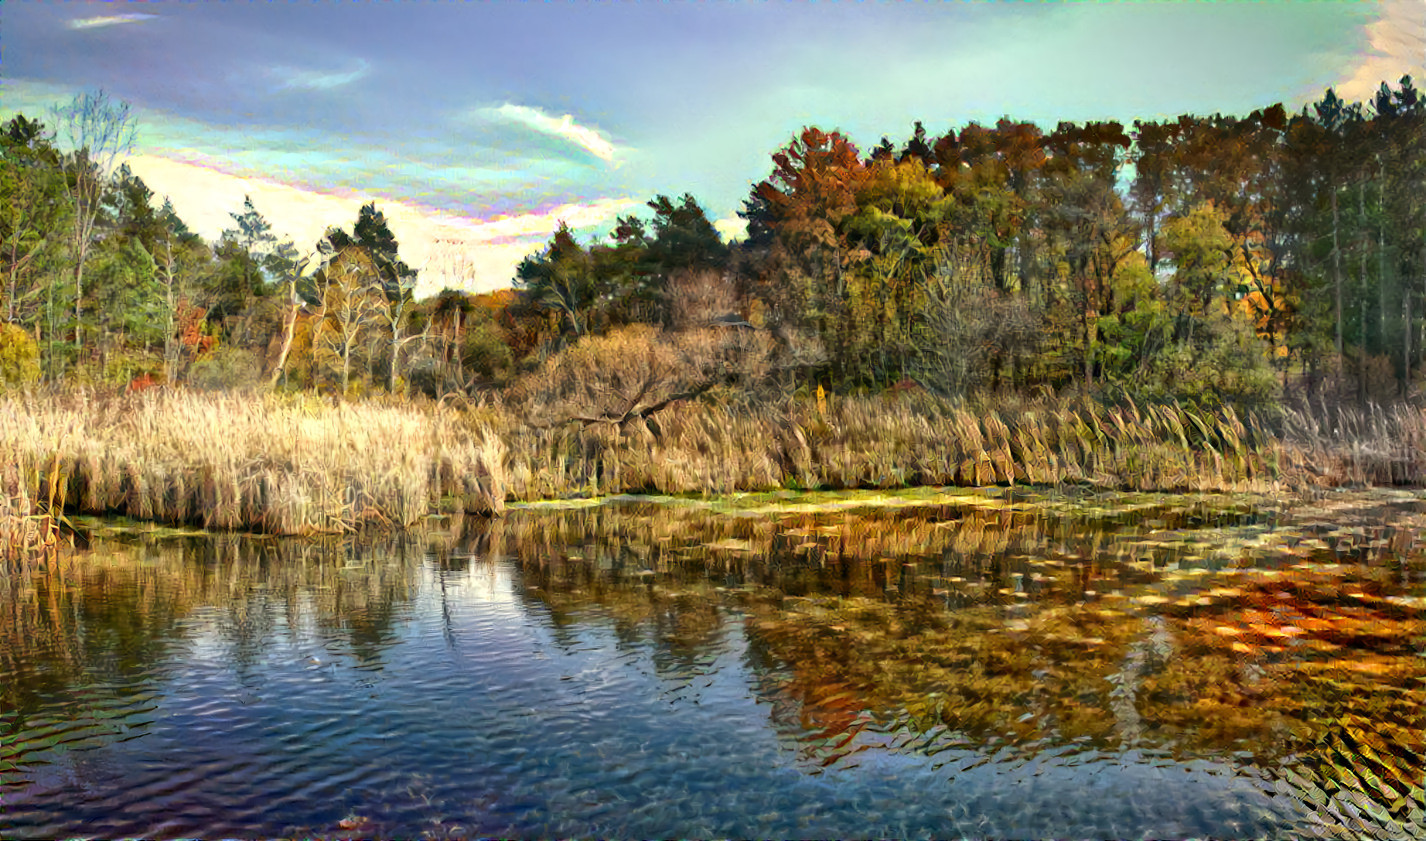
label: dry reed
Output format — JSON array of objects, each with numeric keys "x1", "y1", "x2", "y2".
[
  {"x1": 0, "y1": 389, "x2": 506, "y2": 535},
  {"x1": 1, "y1": 445, "x2": 67, "y2": 570},
  {"x1": 1282, "y1": 402, "x2": 1426, "y2": 486},
  {"x1": 4, "y1": 388, "x2": 1420, "y2": 536},
  {"x1": 496, "y1": 392, "x2": 1308, "y2": 500}
]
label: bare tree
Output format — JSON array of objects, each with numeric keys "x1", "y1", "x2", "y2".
[
  {"x1": 512, "y1": 324, "x2": 776, "y2": 428},
  {"x1": 912, "y1": 241, "x2": 1040, "y2": 396},
  {"x1": 667, "y1": 268, "x2": 739, "y2": 330},
  {"x1": 50, "y1": 90, "x2": 137, "y2": 353},
  {"x1": 376, "y1": 255, "x2": 426, "y2": 394},
  {"x1": 315, "y1": 248, "x2": 386, "y2": 395},
  {"x1": 426, "y1": 239, "x2": 482, "y2": 389},
  {"x1": 428, "y1": 237, "x2": 480, "y2": 291},
  {"x1": 267, "y1": 244, "x2": 313, "y2": 389},
  {"x1": 155, "y1": 233, "x2": 213, "y2": 384}
]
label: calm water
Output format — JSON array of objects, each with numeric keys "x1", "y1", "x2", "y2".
[{"x1": 2, "y1": 488, "x2": 1423, "y2": 838}]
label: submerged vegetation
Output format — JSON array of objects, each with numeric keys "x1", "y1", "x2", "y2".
[
  {"x1": 490, "y1": 491, "x2": 1426, "y2": 836},
  {"x1": 10, "y1": 488, "x2": 1419, "y2": 835}
]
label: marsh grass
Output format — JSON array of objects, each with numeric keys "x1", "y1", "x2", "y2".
[
  {"x1": 1282, "y1": 401, "x2": 1426, "y2": 486},
  {"x1": 3, "y1": 388, "x2": 1420, "y2": 536},
  {"x1": 0, "y1": 389, "x2": 505, "y2": 536},
  {"x1": 498, "y1": 392, "x2": 1299, "y2": 500},
  {"x1": 1, "y1": 446, "x2": 68, "y2": 571}
]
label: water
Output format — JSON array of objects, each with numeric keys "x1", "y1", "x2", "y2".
[{"x1": 3, "y1": 488, "x2": 1423, "y2": 838}]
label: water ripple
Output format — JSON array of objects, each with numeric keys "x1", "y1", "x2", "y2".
[{"x1": 4, "y1": 516, "x2": 1415, "y2": 839}]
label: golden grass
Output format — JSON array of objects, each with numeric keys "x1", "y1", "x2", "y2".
[
  {"x1": 1281, "y1": 402, "x2": 1426, "y2": 486},
  {"x1": 1, "y1": 446, "x2": 67, "y2": 570},
  {"x1": 4, "y1": 387, "x2": 1420, "y2": 536},
  {"x1": 495, "y1": 391, "x2": 1300, "y2": 500},
  {"x1": 0, "y1": 389, "x2": 505, "y2": 536}
]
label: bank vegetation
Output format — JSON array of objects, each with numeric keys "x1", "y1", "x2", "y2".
[
  {"x1": 2, "y1": 375, "x2": 1424, "y2": 553},
  {"x1": 5, "y1": 81, "x2": 1426, "y2": 554}
]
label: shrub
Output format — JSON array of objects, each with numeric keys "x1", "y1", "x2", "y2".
[
  {"x1": 461, "y1": 322, "x2": 515, "y2": 384},
  {"x1": 0, "y1": 324, "x2": 40, "y2": 387},
  {"x1": 510, "y1": 324, "x2": 775, "y2": 426},
  {"x1": 188, "y1": 346, "x2": 264, "y2": 391}
]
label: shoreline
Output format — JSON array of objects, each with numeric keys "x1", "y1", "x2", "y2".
[{"x1": 3, "y1": 388, "x2": 1424, "y2": 544}]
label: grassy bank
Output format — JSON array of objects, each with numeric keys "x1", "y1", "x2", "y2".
[
  {"x1": 498, "y1": 391, "x2": 1426, "y2": 500},
  {"x1": 500, "y1": 393, "x2": 1283, "y2": 498},
  {"x1": 2, "y1": 388, "x2": 1424, "y2": 538},
  {"x1": 0, "y1": 389, "x2": 504, "y2": 538}
]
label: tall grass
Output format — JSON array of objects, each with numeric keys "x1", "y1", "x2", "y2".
[
  {"x1": 3, "y1": 388, "x2": 1420, "y2": 537},
  {"x1": 496, "y1": 392, "x2": 1298, "y2": 500},
  {"x1": 1282, "y1": 401, "x2": 1426, "y2": 486},
  {"x1": 0, "y1": 389, "x2": 505, "y2": 535},
  {"x1": 1, "y1": 448, "x2": 68, "y2": 570}
]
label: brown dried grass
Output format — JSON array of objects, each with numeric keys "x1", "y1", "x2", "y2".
[
  {"x1": 5, "y1": 387, "x2": 1418, "y2": 537},
  {"x1": 0, "y1": 389, "x2": 506, "y2": 535},
  {"x1": 1281, "y1": 402, "x2": 1426, "y2": 486},
  {"x1": 494, "y1": 391, "x2": 1305, "y2": 500},
  {"x1": 0, "y1": 447, "x2": 67, "y2": 570}
]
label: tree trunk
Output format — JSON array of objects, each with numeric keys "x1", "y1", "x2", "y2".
[
  {"x1": 389, "y1": 335, "x2": 399, "y2": 393},
  {"x1": 1378, "y1": 164, "x2": 1388, "y2": 349},
  {"x1": 269, "y1": 278, "x2": 300, "y2": 390},
  {"x1": 160, "y1": 241, "x2": 179, "y2": 384},
  {"x1": 1404, "y1": 279, "x2": 1413, "y2": 397},
  {"x1": 1358, "y1": 184, "x2": 1369, "y2": 407},
  {"x1": 72, "y1": 239, "x2": 89, "y2": 352},
  {"x1": 454, "y1": 310, "x2": 464, "y2": 387},
  {"x1": 340, "y1": 342, "x2": 351, "y2": 396},
  {"x1": 1332, "y1": 187, "x2": 1343, "y2": 363}
]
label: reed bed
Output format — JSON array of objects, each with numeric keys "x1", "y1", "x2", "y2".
[
  {"x1": 496, "y1": 392, "x2": 1299, "y2": 500},
  {"x1": 3, "y1": 388, "x2": 1420, "y2": 537},
  {"x1": 1282, "y1": 402, "x2": 1426, "y2": 486},
  {"x1": 0, "y1": 389, "x2": 505, "y2": 535},
  {"x1": 1, "y1": 443, "x2": 67, "y2": 571}
]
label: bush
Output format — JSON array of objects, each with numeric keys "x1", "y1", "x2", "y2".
[
  {"x1": 509, "y1": 324, "x2": 775, "y2": 425},
  {"x1": 0, "y1": 324, "x2": 40, "y2": 387},
  {"x1": 187, "y1": 346, "x2": 264, "y2": 391},
  {"x1": 461, "y1": 323, "x2": 515, "y2": 384},
  {"x1": 1146, "y1": 311, "x2": 1280, "y2": 410}
]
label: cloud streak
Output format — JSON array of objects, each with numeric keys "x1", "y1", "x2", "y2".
[
  {"x1": 275, "y1": 60, "x2": 371, "y2": 91},
  {"x1": 68, "y1": 13, "x2": 158, "y2": 30},
  {"x1": 481, "y1": 103, "x2": 619, "y2": 164}
]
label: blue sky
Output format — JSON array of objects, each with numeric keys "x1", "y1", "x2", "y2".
[{"x1": 4, "y1": 1, "x2": 1422, "y2": 294}]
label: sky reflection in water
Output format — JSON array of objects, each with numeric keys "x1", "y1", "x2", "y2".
[{"x1": 1, "y1": 488, "x2": 1422, "y2": 838}]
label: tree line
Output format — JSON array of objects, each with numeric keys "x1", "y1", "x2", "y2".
[{"x1": 2, "y1": 80, "x2": 1423, "y2": 410}]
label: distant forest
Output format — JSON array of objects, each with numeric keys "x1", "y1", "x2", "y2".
[{"x1": 2, "y1": 78, "x2": 1423, "y2": 410}]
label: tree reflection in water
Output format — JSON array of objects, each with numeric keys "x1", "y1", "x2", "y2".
[{"x1": 1, "y1": 488, "x2": 1421, "y2": 837}]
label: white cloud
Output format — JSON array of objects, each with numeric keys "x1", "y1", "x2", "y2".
[
  {"x1": 713, "y1": 216, "x2": 748, "y2": 243},
  {"x1": 456, "y1": 197, "x2": 642, "y2": 243},
  {"x1": 275, "y1": 60, "x2": 371, "y2": 91},
  {"x1": 412, "y1": 197, "x2": 645, "y2": 292},
  {"x1": 481, "y1": 103, "x2": 620, "y2": 164},
  {"x1": 124, "y1": 154, "x2": 639, "y2": 295},
  {"x1": 1338, "y1": 0, "x2": 1426, "y2": 102},
  {"x1": 68, "y1": 13, "x2": 158, "y2": 30}
]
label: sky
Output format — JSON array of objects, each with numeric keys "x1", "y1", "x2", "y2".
[{"x1": 3, "y1": 1, "x2": 1423, "y2": 296}]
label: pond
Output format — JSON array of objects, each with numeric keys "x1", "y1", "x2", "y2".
[{"x1": 2, "y1": 487, "x2": 1423, "y2": 839}]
